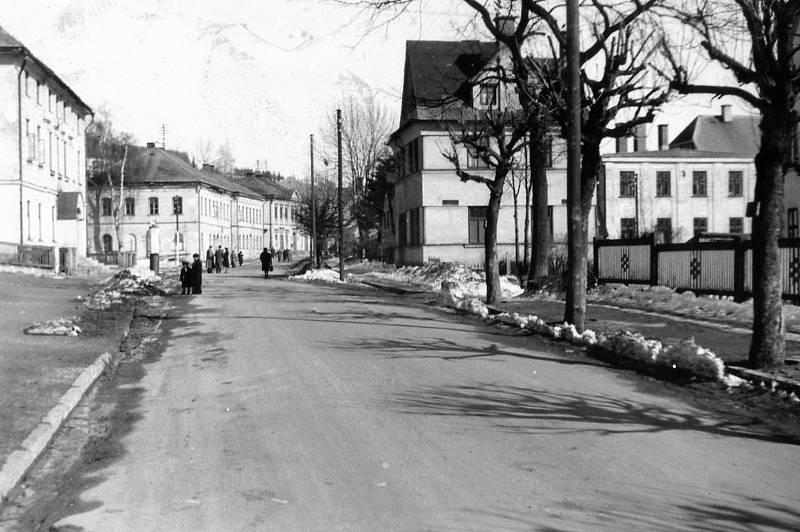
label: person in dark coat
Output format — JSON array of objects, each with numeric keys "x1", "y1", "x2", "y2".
[
  {"x1": 214, "y1": 245, "x2": 224, "y2": 274},
  {"x1": 230, "y1": 249, "x2": 236, "y2": 269},
  {"x1": 190, "y1": 254, "x2": 203, "y2": 294},
  {"x1": 206, "y1": 246, "x2": 214, "y2": 274},
  {"x1": 237, "y1": 250, "x2": 244, "y2": 266},
  {"x1": 259, "y1": 247, "x2": 273, "y2": 278},
  {"x1": 179, "y1": 260, "x2": 191, "y2": 295},
  {"x1": 223, "y1": 247, "x2": 230, "y2": 270}
]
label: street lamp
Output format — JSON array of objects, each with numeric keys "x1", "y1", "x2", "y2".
[{"x1": 172, "y1": 195, "x2": 182, "y2": 263}]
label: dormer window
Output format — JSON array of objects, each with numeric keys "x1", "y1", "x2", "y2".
[{"x1": 478, "y1": 82, "x2": 497, "y2": 107}]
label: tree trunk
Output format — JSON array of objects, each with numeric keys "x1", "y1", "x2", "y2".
[
  {"x1": 512, "y1": 186, "x2": 520, "y2": 274},
  {"x1": 527, "y1": 136, "x2": 550, "y2": 292},
  {"x1": 484, "y1": 181, "x2": 505, "y2": 306},
  {"x1": 523, "y1": 165, "x2": 531, "y2": 278},
  {"x1": 749, "y1": 113, "x2": 789, "y2": 368}
]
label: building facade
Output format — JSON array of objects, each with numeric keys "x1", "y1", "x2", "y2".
[{"x1": 0, "y1": 25, "x2": 92, "y2": 264}]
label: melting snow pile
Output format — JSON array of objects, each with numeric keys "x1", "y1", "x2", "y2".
[
  {"x1": 439, "y1": 283, "x2": 742, "y2": 385},
  {"x1": 84, "y1": 266, "x2": 165, "y2": 310},
  {"x1": 357, "y1": 262, "x2": 524, "y2": 299},
  {"x1": 291, "y1": 268, "x2": 347, "y2": 283},
  {"x1": 24, "y1": 316, "x2": 81, "y2": 336}
]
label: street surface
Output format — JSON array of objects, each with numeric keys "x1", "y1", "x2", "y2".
[{"x1": 11, "y1": 265, "x2": 800, "y2": 531}]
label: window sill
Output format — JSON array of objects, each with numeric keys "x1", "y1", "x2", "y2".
[
  {"x1": 655, "y1": 195, "x2": 671, "y2": 198},
  {"x1": 618, "y1": 195, "x2": 635, "y2": 199},
  {"x1": 728, "y1": 194, "x2": 744, "y2": 198},
  {"x1": 463, "y1": 243, "x2": 485, "y2": 248},
  {"x1": 691, "y1": 195, "x2": 708, "y2": 198}
]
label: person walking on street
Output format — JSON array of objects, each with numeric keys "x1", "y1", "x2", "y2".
[
  {"x1": 223, "y1": 247, "x2": 230, "y2": 272},
  {"x1": 190, "y1": 254, "x2": 203, "y2": 294},
  {"x1": 230, "y1": 249, "x2": 236, "y2": 269},
  {"x1": 237, "y1": 250, "x2": 244, "y2": 266},
  {"x1": 179, "y1": 260, "x2": 191, "y2": 295},
  {"x1": 260, "y1": 247, "x2": 273, "y2": 279},
  {"x1": 206, "y1": 246, "x2": 214, "y2": 274},
  {"x1": 214, "y1": 246, "x2": 224, "y2": 274}
]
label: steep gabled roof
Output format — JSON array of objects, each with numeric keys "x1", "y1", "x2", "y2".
[
  {"x1": 400, "y1": 40, "x2": 497, "y2": 124},
  {"x1": 605, "y1": 148, "x2": 753, "y2": 160},
  {"x1": 0, "y1": 23, "x2": 92, "y2": 115},
  {"x1": 670, "y1": 114, "x2": 760, "y2": 157},
  {"x1": 236, "y1": 175, "x2": 296, "y2": 201}
]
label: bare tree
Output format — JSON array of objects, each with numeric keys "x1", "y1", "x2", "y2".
[
  {"x1": 215, "y1": 141, "x2": 236, "y2": 174},
  {"x1": 86, "y1": 113, "x2": 134, "y2": 253},
  {"x1": 194, "y1": 137, "x2": 215, "y2": 166},
  {"x1": 663, "y1": 0, "x2": 800, "y2": 368},
  {"x1": 295, "y1": 174, "x2": 351, "y2": 266},
  {"x1": 323, "y1": 92, "x2": 396, "y2": 253}
]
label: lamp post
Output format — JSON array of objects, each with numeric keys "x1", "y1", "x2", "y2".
[
  {"x1": 172, "y1": 195, "x2": 182, "y2": 263},
  {"x1": 310, "y1": 134, "x2": 317, "y2": 268}
]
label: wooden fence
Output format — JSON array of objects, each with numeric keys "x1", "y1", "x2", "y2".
[
  {"x1": 88, "y1": 251, "x2": 138, "y2": 268},
  {"x1": 0, "y1": 241, "x2": 55, "y2": 269},
  {"x1": 594, "y1": 236, "x2": 800, "y2": 302}
]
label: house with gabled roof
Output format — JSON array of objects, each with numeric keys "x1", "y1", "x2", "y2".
[
  {"x1": 388, "y1": 40, "x2": 580, "y2": 266},
  {"x1": 0, "y1": 24, "x2": 92, "y2": 269}
]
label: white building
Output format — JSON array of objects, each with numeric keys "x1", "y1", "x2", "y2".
[
  {"x1": 0, "y1": 25, "x2": 92, "y2": 269},
  {"x1": 600, "y1": 107, "x2": 759, "y2": 241}
]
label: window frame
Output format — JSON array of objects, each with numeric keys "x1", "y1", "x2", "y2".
[
  {"x1": 149, "y1": 197, "x2": 159, "y2": 215},
  {"x1": 728, "y1": 170, "x2": 744, "y2": 197},
  {"x1": 124, "y1": 197, "x2": 135, "y2": 216},
  {"x1": 468, "y1": 206, "x2": 488, "y2": 244},
  {"x1": 620, "y1": 217, "x2": 637, "y2": 239},
  {"x1": 692, "y1": 170, "x2": 708, "y2": 197},
  {"x1": 656, "y1": 171, "x2": 671, "y2": 197},
  {"x1": 693, "y1": 217, "x2": 708, "y2": 236},
  {"x1": 619, "y1": 171, "x2": 636, "y2": 197},
  {"x1": 729, "y1": 217, "x2": 744, "y2": 234},
  {"x1": 101, "y1": 197, "x2": 113, "y2": 217}
]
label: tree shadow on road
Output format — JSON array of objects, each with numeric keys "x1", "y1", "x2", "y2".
[{"x1": 386, "y1": 382, "x2": 800, "y2": 445}]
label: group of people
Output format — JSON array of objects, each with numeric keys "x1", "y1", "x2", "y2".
[
  {"x1": 179, "y1": 254, "x2": 204, "y2": 295},
  {"x1": 204, "y1": 245, "x2": 244, "y2": 274}
]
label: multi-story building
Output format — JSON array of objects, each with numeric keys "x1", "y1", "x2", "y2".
[
  {"x1": 600, "y1": 107, "x2": 758, "y2": 241},
  {"x1": 87, "y1": 144, "x2": 308, "y2": 262},
  {"x1": 388, "y1": 40, "x2": 589, "y2": 266},
  {"x1": 235, "y1": 173, "x2": 307, "y2": 254},
  {"x1": 0, "y1": 24, "x2": 92, "y2": 267}
]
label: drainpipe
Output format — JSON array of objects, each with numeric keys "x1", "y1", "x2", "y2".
[
  {"x1": 83, "y1": 111, "x2": 94, "y2": 257},
  {"x1": 18, "y1": 54, "x2": 27, "y2": 245}
]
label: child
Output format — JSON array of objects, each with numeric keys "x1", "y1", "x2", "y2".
[{"x1": 179, "y1": 260, "x2": 191, "y2": 295}]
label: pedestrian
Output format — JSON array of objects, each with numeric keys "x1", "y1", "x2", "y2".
[
  {"x1": 283, "y1": 248, "x2": 289, "y2": 262},
  {"x1": 259, "y1": 247, "x2": 273, "y2": 278},
  {"x1": 230, "y1": 249, "x2": 236, "y2": 269},
  {"x1": 179, "y1": 260, "x2": 191, "y2": 295},
  {"x1": 237, "y1": 250, "x2": 243, "y2": 266},
  {"x1": 190, "y1": 253, "x2": 203, "y2": 294},
  {"x1": 223, "y1": 247, "x2": 230, "y2": 271},
  {"x1": 214, "y1": 245, "x2": 224, "y2": 274},
  {"x1": 206, "y1": 246, "x2": 214, "y2": 274}
]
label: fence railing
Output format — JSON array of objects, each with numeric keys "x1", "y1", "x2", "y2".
[
  {"x1": 88, "y1": 251, "x2": 138, "y2": 267},
  {"x1": 0, "y1": 241, "x2": 55, "y2": 269},
  {"x1": 594, "y1": 236, "x2": 800, "y2": 302}
]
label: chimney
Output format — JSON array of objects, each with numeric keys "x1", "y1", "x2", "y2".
[
  {"x1": 616, "y1": 137, "x2": 628, "y2": 153},
  {"x1": 494, "y1": 15, "x2": 516, "y2": 36},
  {"x1": 633, "y1": 125, "x2": 647, "y2": 152},
  {"x1": 146, "y1": 142, "x2": 156, "y2": 148},
  {"x1": 721, "y1": 104, "x2": 732, "y2": 122},
  {"x1": 657, "y1": 124, "x2": 669, "y2": 151}
]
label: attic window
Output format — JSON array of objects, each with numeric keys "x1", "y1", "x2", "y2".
[{"x1": 478, "y1": 83, "x2": 497, "y2": 107}]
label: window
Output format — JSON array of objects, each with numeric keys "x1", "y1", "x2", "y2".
[
  {"x1": 102, "y1": 234, "x2": 113, "y2": 253},
  {"x1": 788, "y1": 208, "x2": 799, "y2": 238},
  {"x1": 468, "y1": 206, "x2": 487, "y2": 244},
  {"x1": 101, "y1": 198, "x2": 113, "y2": 216},
  {"x1": 619, "y1": 171, "x2": 636, "y2": 197},
  {"x1": 656, "y1": 218, "x2": 672, "y2": 243},
  {"x1": 478, "y1": 82, "x2": 497, "y2": 106},
  {"x1": 149, "y1": 197, "x2": 159, "y2": 215},
  {"x1": 728, "y1": 171, "x2": 743, "y2": 196},
  {"x1": 442, "y1": 199, "x2": 459, "y2": 206},
  {"x1": 466, "y1": 138, "x2": 490, "y2": 169},
  {"x1": 656, "y1": 171, "x2": 671, "y2": 197},
  {"x1": 692, "y1": 171, "x2": 707, "y2": 196},
  {"x1": 620, "y1": 218, "x2": 637, "y2": 239},
  {"x1": 24, "y1": 71, "x2": 29, "y2": 97},
  {"x1": 404, "y1": 138, "x2": 422, "y2": 173},
  {"x1": 172, "y1": 196, "x2": 183, "y2": 215},
  {"x1": 693, "y1": 217, "x2": 708, "y2": 236},
  {"x1": 125, "y1": 198, "x2": 135, "y2": 216},
  {"x1": 729, "y1": 217, "x2": 743, "y2": 234}
]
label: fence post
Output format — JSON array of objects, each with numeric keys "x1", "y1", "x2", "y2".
[
  {"x1": 733, "y1": 240, "x2": 745, "y2": 302},
  {"x1": 649, "y1": 233, "x2": 658, "y2": 286}
]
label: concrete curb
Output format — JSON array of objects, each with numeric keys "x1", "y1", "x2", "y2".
[
  {"x1": 0, "y1": 351, "x2": 113, "y2": 503},
  {"x1": 726, "y1": 366, "x2": 800, "y2": 396}
]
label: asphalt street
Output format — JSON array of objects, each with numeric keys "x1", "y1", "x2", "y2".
[{"x1": 48, "y1": 265, "x2": 800, "y2": 531}]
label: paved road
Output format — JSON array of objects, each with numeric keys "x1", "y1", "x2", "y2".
[{"x1": 50, "y1": 265, "x2": 800, "y2": 531}]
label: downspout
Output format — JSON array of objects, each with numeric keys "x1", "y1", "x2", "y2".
[
  {"x1": 18, "y1": 54, "x2": 27, "y2": 245},
  {"x1": 83, "y1": 111, "x2": 95, "y2": 256}
]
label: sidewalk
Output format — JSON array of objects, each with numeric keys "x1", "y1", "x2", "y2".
[{"x1": 0, "y1": 271, "x2": 134, "y2": 492}]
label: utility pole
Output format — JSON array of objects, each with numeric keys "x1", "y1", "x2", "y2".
[
  {"x1": 337, "y1": 109, "x2": 345, "y2": 282},
  {"x1": 310, "y1": 134, "x2": 317, "y2": 268},
  {"x1": 160, "y1": 124, "x2": 167, "y2": 150},
  {"x1": 564, "y1": 0, "x2": 585, "y2": 331}
]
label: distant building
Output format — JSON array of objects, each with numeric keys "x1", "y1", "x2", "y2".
[
  {"x1": 387, "y1": 40, "x2": 587, "y2": 266},
  {"x1": 600, "y1": 107, "x2": 758, "y2": 241},
  {"x1": 0, "y1": 24, "x2": 92, "y2": 265},
  {"x1": 87, "y1": 144, "x2": 308, "y2": 262}
]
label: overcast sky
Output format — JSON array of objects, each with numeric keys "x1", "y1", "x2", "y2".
[{"x1": 5, "y1": 0, "x2": 753, "y2": 177}]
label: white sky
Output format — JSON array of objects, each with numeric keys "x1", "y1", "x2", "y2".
[{"x1": 4, "y1": 0, "x2": 753, "y2": 177}]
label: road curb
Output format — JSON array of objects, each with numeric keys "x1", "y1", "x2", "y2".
[
  {"x1": 0, "y1": 351, "x2": 113, "y2": 504},
  {"x1": 726, "y1": 365, "x2": 800, "y2": 396}
]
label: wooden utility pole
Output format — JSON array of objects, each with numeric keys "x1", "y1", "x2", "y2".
[
  {"x1": 337, "y1": 109, "x2": 345, "y2": 282},
  {"x1": 310, "y1": 134, "x2": 317, "y2": 268},
  {"x1": 564, "y1": 0, "x2": 585, "y2": 331}
]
